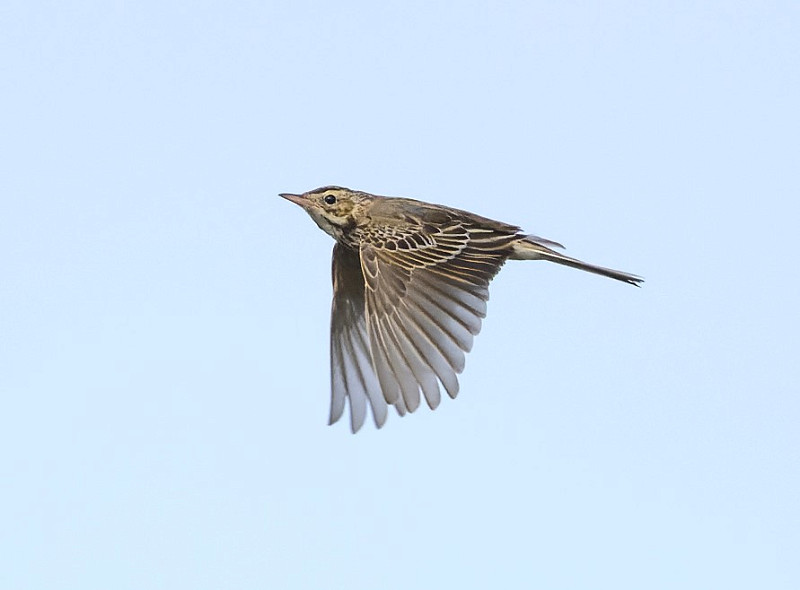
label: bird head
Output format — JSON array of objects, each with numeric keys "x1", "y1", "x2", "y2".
[{"x1": 280, "y1": 186, "x2": 368, "y2": 241}]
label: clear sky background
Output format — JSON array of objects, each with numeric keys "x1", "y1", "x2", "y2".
[{"x1": 2, "y1": 1, "x2": 798, "y2": 588}]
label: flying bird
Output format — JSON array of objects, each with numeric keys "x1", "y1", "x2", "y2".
[{"x1": 281, "y1": 186, "x2": 642, "y2": 432}]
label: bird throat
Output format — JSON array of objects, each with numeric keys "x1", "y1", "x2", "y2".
[{"x1": 309, "y1": 210, "x2": 356, "y2": 244}]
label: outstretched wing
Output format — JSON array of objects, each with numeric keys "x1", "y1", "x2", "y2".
[
  {"x1": 359, "y1": 216, "x2": 518, "y2": 414},
  {"x1": 330, "y1": 243, "x2": 410, "y2": 433}
]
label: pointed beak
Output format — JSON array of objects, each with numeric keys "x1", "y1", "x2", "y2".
[{"x1": 279, "y1": 192, "x2": 308, "y2": 208}]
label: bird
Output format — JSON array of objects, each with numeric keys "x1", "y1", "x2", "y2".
[{"x1": 280, "y1": 186, "x2": 643, "y2": 432}]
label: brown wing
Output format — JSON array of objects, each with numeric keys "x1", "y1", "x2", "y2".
[
  {"x1": 330, "y1": 243, "x2": 401, "y2": 432},
  {"x1": 360, "y1": 219, "x2": 518, "y2": 414}
]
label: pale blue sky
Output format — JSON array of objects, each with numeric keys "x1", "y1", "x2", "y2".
[{"x1": 2, "y1": 1, "x2": 798, "y2": 588}]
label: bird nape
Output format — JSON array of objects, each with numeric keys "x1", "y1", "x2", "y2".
[{"x1": 281, "y1": 186, "x2": 643, "y2": 432}]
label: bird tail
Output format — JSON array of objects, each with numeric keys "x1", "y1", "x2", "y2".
[{"x1": 510, "y1": 235, "x2": 644, "y2": 287}]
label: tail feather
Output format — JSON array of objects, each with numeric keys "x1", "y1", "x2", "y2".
[{"x1": 511, "y1": 236, "x2": 644, "y2": 287}]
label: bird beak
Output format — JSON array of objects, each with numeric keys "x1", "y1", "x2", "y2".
[{"x1": 279, "y1": 192, "x2": 308, "y2": 208}]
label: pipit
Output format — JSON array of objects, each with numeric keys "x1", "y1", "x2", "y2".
[{"x1": 281, "y1": 186, "x2": 642, "y2": 432}]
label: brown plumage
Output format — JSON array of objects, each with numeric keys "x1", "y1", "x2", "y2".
[{"x1": 280, "y1": 186, "x2": 643, "y2": 432}]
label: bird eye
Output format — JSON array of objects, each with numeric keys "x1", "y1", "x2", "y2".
[{"x1": 323, "y1": 194, "x2": 337, "y2": 205}]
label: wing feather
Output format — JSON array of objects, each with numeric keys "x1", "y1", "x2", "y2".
[
  {"x1": 327, "y1": 214, "x2": 519, "y2": 430},
  {"x1": 330, "y1": 243, "x2": 390, "y2": 431},
  {"x1": 358, "y1": 219, "x2": 516, "y2": 413}
]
